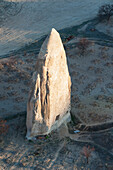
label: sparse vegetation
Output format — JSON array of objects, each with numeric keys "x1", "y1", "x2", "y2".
[
  {"x1": 2, "y1": 58, "x2": 18, "y2": 72},
  {"x1": 77, "y1": 38, "x2": 90, "y2": 55},
  {"x1": 0, "y1": 118, "x2": 9, "y2": 135},
  {"x1": 98, "y1": 4, "x2": 113, "y2": 21},
  {"x1": 0, "y1": 63, "x2": 4, "y2": 70},
  {"x1": 81, "y1": 146, "x2": 95, "y2": 164}
]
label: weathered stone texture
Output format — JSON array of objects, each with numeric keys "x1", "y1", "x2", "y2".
[{"x1": 26, "y1": 28, "x2": 71, "y2": 139}]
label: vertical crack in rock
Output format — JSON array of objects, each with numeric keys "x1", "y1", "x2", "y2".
[{"x1": 26, "y1": 28, "x2": 71, "y2": 139}]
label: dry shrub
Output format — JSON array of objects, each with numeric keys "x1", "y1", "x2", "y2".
[
  {"x1": 98, "y1": 4, "x2": 113, "y2": 21},
  {"x1": 0, "y1": 118, "x2": 9, "y2": 135},
  {"x1": 0, "y1": 63, "x2": 4, "y2": 70},
  {"x1": 16, "y1": 71, "x2": 30, "y2": 80},
  {"x1": 0, "y1": 94, "x2": 8, "y2": 100},
  {"x1": 77, "y1": 38, "x2": 90, "y2": 55},
  {"x1": 15, "y1": 96, "x2": 24, "y2": 102},
  {"x1": 5, "y1": 76, "x2": 19, "y2": 83},
  {"x1": 81, "y1": 146, "x2": 95, "y2": 164},
  {"x1": 66, "y1": 35, "x2": 74, "y2": 42},
  {"x1": 2, "y1": 58, "x2": 18, "y2": 72}
]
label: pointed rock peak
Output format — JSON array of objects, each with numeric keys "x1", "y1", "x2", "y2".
[
  {"x1": 51, "y1": 28, "x2": 57, "y2": 33},
  {"x1": 50, "y1": 28, "x2": 59, "y2": 36},
  {"x1": 38, "y1": 28, "x2": 64, "y2": 59}
]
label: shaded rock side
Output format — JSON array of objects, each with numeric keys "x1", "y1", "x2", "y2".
[{"x1": 26, "y1": 28, "x2": 71, "y2": 139}]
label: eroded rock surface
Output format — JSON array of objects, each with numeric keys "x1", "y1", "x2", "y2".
[{"x1": 26, "y1": 28, "x2": 71, "y2": 139}]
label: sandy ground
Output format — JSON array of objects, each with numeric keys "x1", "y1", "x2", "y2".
[
  {"x1": 0, "y1": 15, "x2": 113, "y2": 169},
  {"x1": 0, "y1": 1, "x2": 113, "y2": 169},
  {"x1": 0, "y1": 0, "x2": 113, "y2": 56},
  {"x1": 67, "y1": 38, "x2": 113, "y2": 126},
  {"x1": 0, "y1": 116, "x2": 113, "y2": 169}
]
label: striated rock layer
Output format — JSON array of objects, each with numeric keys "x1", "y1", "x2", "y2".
[{"x1": 26, "y1": 28, "x2": 71, "y2": 139}]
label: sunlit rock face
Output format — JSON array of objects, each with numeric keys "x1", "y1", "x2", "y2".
[{"x1": 26, "y1": 28, "x2": 71, "y2": 139}]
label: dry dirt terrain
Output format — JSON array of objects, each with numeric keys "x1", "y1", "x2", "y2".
[
  {"x1": 0, "y1": 0, "x2": 112, "y2": 56},
  {"x1": 0, "y1": 2, "x2": 113, "y2": 170}
]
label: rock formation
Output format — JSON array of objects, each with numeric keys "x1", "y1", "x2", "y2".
[{"x1": 26, "y1": 28, "x2": 71, "y2": 139}]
